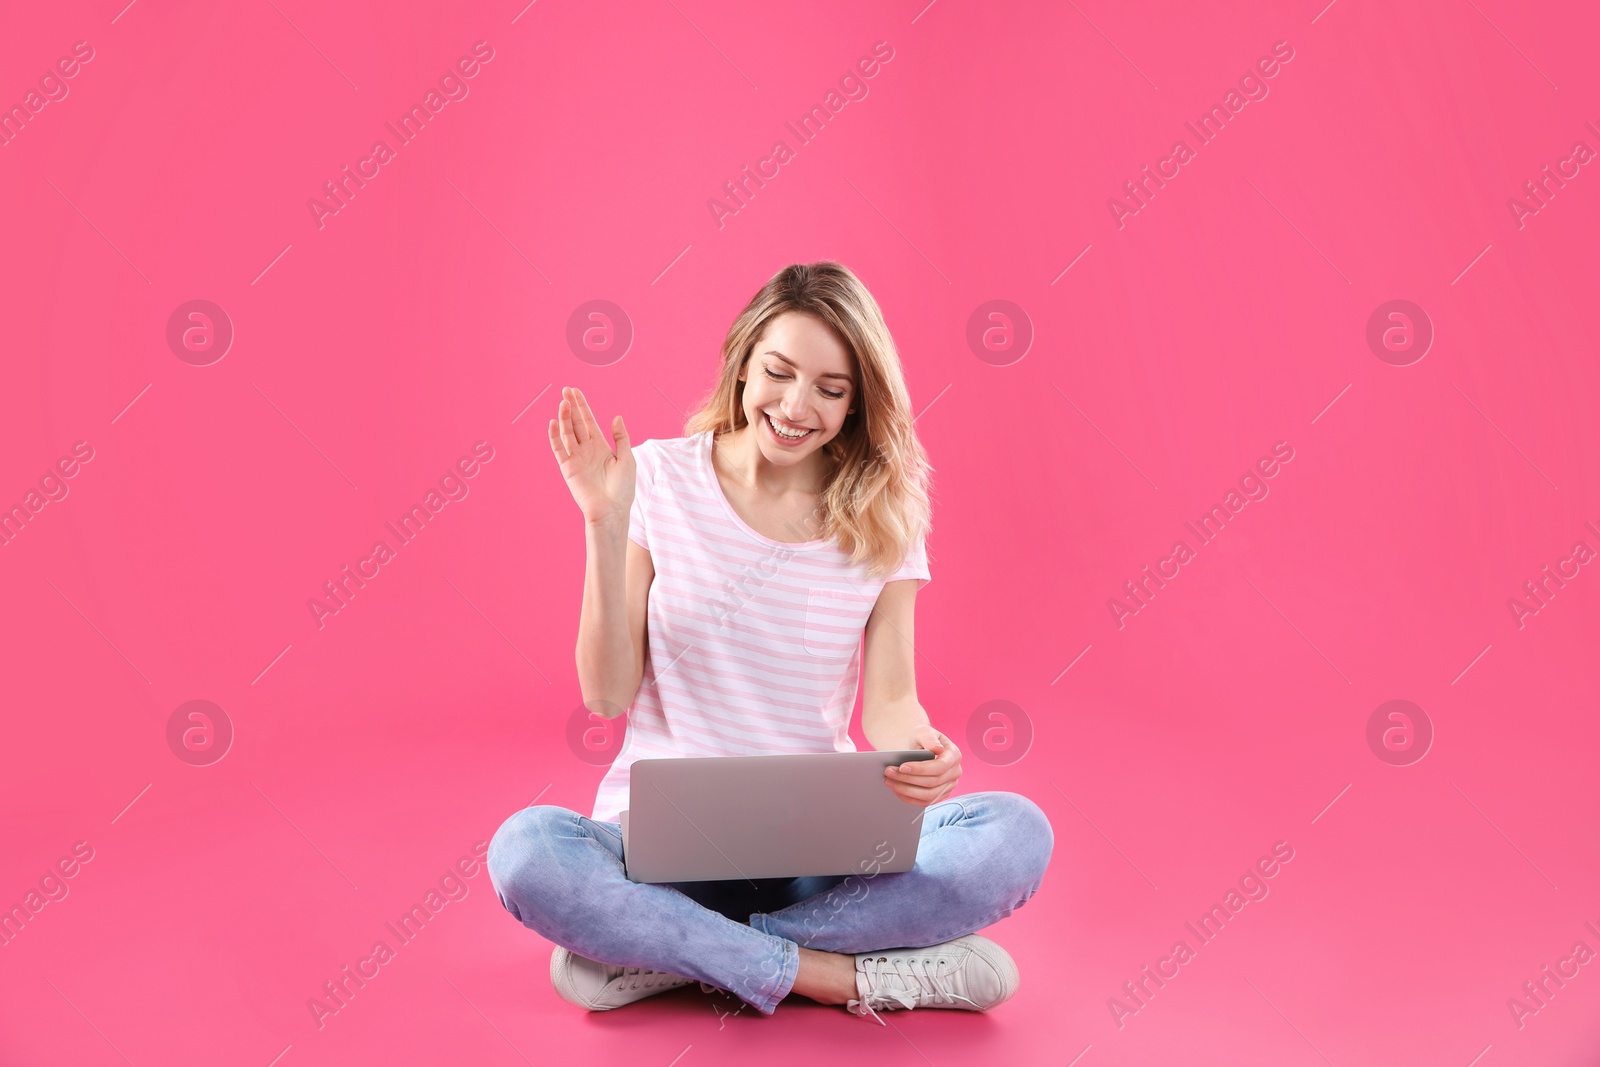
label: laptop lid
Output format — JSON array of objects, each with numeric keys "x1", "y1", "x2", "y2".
[{"x1": 622, "y1": 750, "x2": 936, "y2": 883}]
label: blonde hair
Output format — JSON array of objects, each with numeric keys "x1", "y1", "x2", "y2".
[{"x1": 684, "y1": 261, "x2": 933, "y2": 579}]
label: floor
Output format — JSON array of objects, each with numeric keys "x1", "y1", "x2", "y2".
[{"x1": 4, "y1": 1, "x2": 1599, "y2": 1064}]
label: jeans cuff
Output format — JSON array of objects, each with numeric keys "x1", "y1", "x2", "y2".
[{"x1": 747, "y1": 935, "x2": 798, "y2": 1015}]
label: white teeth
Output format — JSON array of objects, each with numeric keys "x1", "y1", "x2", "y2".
[{"x1": 768, "y1": 414, "x2": 811, "y2": 439}]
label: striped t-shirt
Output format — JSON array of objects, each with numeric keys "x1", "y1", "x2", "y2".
[{"x1": 589, "y1": 429, "x2": 931, "y2": 824}]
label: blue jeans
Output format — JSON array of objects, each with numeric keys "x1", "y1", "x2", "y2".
[{"x1": 486, "y1": 790, "x2": 1054, "y2": 1015}]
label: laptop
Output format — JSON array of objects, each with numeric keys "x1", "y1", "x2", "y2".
[{"x1": 619, "y1": 750, "x2": 937, "y2": 883}]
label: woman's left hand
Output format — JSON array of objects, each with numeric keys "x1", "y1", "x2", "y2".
[{"x1": 883, "y1": 724, "x2": 962, "y2": 807}]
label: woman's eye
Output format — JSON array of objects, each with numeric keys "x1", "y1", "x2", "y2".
[{"x1": 766, "y1": 367, "x2": 847, "y2": 401}]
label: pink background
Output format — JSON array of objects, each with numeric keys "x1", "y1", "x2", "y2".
[{"x1": 3, "y1": 1, "x2": 1598, "y2": 1064}]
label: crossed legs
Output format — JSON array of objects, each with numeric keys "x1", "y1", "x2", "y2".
[{"x1": 487, "y1": 790, "x2": 1054, "y2": 1015}]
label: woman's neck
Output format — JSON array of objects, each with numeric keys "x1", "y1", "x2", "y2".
[{"x1": 716, "y1": 424, "x2": 826, "y2": 497}]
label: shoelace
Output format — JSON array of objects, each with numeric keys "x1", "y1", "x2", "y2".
[
  {"x1": 849, "y1": 953, "x2": 979, "y2": 1026},
  {"x1": 615, "y1": 965, "x2": 692, "y2": 991}
]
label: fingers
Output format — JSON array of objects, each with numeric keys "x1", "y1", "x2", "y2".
[
  {"x1": 612, "y1": 413, "x2": 632, "y2": 461},
  {"x1": 557, "y1": 395, "x2": 578, "y2": 456},
  {"x1": 886, "y1": 775, "x2": 955, "y2": 805},
  {"x1": 886, "y1": 743, "x2": 960, "y2": 807},
  {"x1": 886, "y1": 776, "x2": 950, "y2": 804},
  {"x1": 886, "y1": 761, "x2": 956, "y2": 785},
  {"x1": 894, "y1": 750, "x2": 957, "y2": 776},
  {"x1": 558, "y1": 387, "x2": 623, "y2": 459},
  {"x1": 547, "y1": 418, "x2": 567, "y2": 460},
  {"x1": 571, "y1": 387, "x2": 603, "y2": 445},
  {"x1": 561, "y1": 388, "x2": 588, "y2": 448}
]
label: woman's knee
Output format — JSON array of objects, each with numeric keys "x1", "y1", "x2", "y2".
[
  {"x1": 486, "y1": 805, "x2": 573, "y2": 912},
  {"x1": 983, "y1": 791, "x2": 1055, "y2": 889}
]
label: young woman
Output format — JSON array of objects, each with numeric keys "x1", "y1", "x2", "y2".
[{"x1": 487, "y1": 262, "x2": 1053, "y2": 1023}]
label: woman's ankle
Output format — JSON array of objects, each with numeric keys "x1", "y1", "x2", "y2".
[{"x1": 790, "y1": 947, "x2": 858, "y2": 1005}]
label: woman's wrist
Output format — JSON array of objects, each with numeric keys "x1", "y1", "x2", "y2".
[{"x1": 584, "y1": 512, "x2": 629, "y2": 534}]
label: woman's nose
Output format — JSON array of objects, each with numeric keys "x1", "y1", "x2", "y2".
[{"x1": 780, "y1": 391, "x2": 810, "y2": 422}]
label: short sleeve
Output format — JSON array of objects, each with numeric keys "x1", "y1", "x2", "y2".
[
  {"x1": 886, "y1": 531, "x2": 931, "y2": 586},
  {"x1": 627, "y1": 441, "x2": 654, "y2": 550}
]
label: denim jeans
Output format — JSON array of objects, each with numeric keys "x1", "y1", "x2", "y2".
[{"x1": 487, "y1": 790, "x2": 1054, "y2": 1015}]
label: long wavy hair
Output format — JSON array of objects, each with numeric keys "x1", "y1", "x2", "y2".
[{"x1": 684, "y1": 261, "x2": 933, "y2": 579}]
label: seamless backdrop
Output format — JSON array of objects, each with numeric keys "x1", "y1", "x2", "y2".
[{"x1": 2, "y1": 1, "x2": 1598, "y2": 1065}]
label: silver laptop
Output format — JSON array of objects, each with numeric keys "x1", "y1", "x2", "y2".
[{"x1": 619, "y1": 750, "x2": 937, "y2": 883}]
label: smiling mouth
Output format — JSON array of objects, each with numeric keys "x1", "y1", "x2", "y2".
[{"x1": 765, "y1": 413, "x2": 815, "y2": 441}]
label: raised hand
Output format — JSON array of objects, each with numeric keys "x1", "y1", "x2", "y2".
[{"x1": 548, "y1": 386, "x2": 635, "y2": 526}]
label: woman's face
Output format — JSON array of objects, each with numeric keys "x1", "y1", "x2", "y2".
[{"x1": 737, "y1": 311, "x2": 857, "y2": 465}]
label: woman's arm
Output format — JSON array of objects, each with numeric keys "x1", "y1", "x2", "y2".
[
  {"x1": 547, "y1": 386, "x2": 651, "y2": 720},
  {"x1": 575, "y1": 519, "x2": 653, "y2": 718},
  {"x1": 862, "y1": 579, "x2": 962, "y2": 805}
]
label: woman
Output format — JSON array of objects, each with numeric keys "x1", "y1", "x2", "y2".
[{"x1": 487, "y1": 262, "x2": 1054, "y2": 1024}]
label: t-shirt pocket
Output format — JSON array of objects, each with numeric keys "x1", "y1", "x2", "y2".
[{"x1": 802, "y1": 586, "x2": 878, "y2": 659}]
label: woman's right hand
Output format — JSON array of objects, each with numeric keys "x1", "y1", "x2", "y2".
[{"x1": 548, "y1": 386, "x2": 635, "y2": 526}]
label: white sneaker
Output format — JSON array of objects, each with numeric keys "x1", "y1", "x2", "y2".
[
  {"x1": 846, "y1": 935, "x2": 1020, "y2": 1024},
  {"x1": 549, "y1": 945, "x2": 701, "y2": 1011}
]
